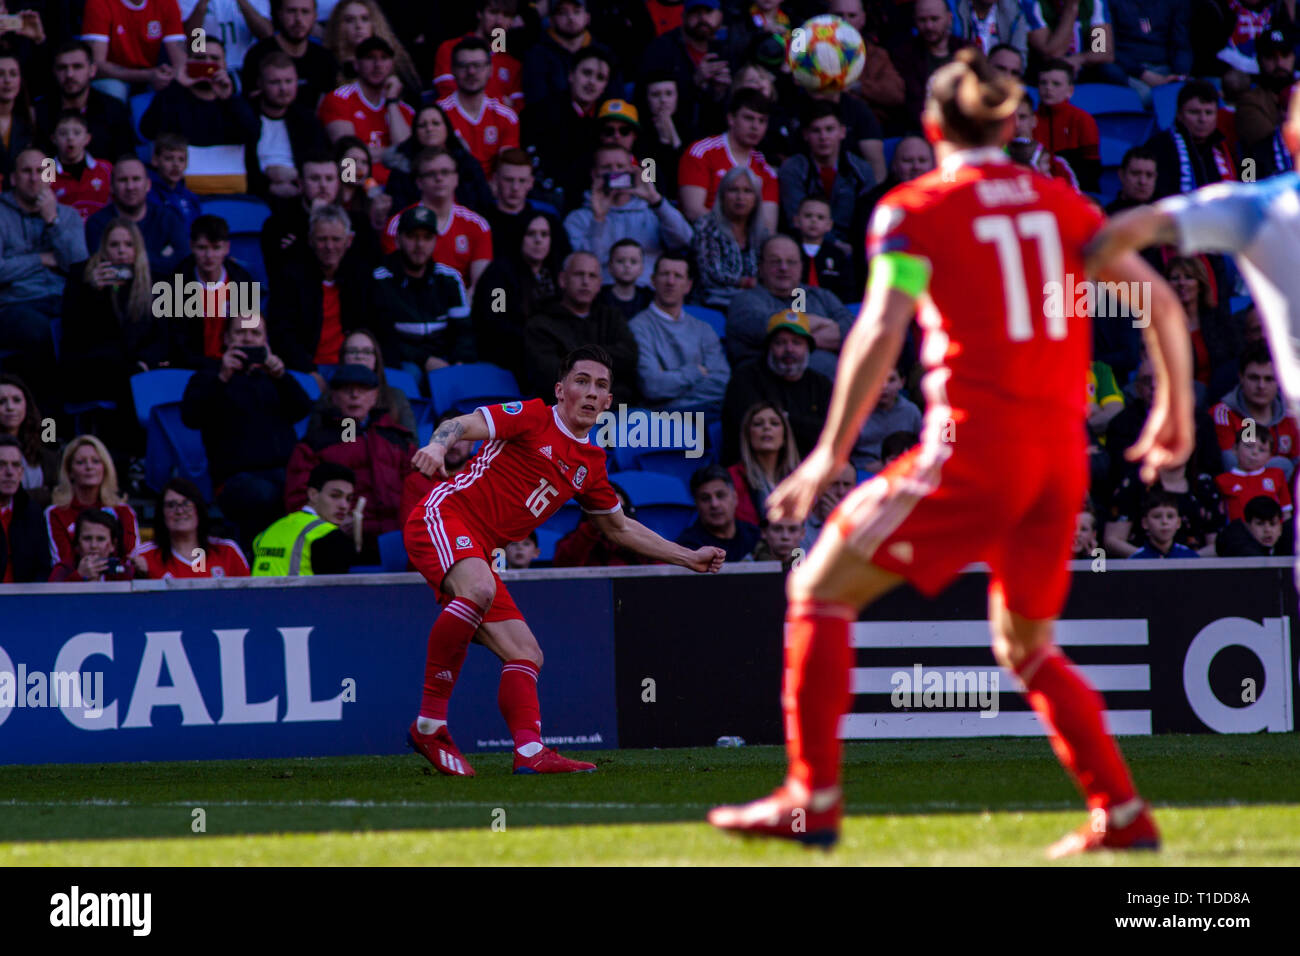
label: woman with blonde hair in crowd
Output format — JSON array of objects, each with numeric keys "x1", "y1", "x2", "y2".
[
  {"x1": 44, "y1": 434, "x2": 141, "y2": 568},
  {"x1": 728, "y1": 401, "x2": 801, "y2": 527}
]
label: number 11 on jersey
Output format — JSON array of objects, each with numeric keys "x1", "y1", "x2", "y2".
[{"x1": 973, "y1": 212, "x2": 1065, "y2": 342}]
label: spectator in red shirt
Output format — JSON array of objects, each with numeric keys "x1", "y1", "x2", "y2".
[
  {"x1": 1034, "y1": 59, "x2": 1100, "y2": 192},
  {"x1": 437, "y1": 36, "x2": 520, "y2": 179},
  {"x1": 51, "y1": 111, "x2": 112, "y2": 220},
  {"x1": 48, "y1": 508, "x2": 136, "y2": 582},
  {"x1": 727, "y1": 400, "x2": 801, "y2": 528},
  {"x1": 553, "y1": 481, "x2": 659, "y2": 566},
  {"x1": 318, "y1": 35, "x2": 413, "y2": 182},
  {"x1": 1212, "y1": 343, "x2": 1300, "y2": 477},
  {"x1": 678, "y1": 88, "x2": 779, "y2": 232},
  {"x1": 322, "y1": 0, "x2": 420, "y2": 94},
  {"x1": 82, "y1": 0, "x2": 187, "y2": 101},
  {"x1": 43, "y1": 434, "x2": 141, "y2": 569},
  {"x1": 1216, "y1": 427, "x2": 1294, "y2": 522},
  {"x1": 432, "y1": 0, "x2": 523, "y2": 111},
  {"x1": 133, "y1": 477, "x2": 251, "y2": 578}
]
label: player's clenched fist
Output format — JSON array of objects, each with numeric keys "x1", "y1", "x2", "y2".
[
  {"x1": 686, "y1": 546, "x2": 726, "y2": 574},
  {"x1": 411, "y1": 443, "x2": 449, "y2": 479}
]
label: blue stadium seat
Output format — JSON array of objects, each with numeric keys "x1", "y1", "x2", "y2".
[
  {"x1": 608, "y1": 470, "x2": 695, "y2": 540},
  {"x1": 129, "y1": 92, "x2": 153, "y2": 142},
  {"x1": 385, "y1": 366, "x2": 421, "y2": 400},
  {"x1": 200, "y1": 195, "x2": 272, "y2": 233},
  {"x1": 130, "y1": 368, "x2": 194, "y2": 429},
  {"x1": 1099, "y1": 135, "x2": 1135, "y2": 168},
  {"x1": 146, "y1": 402, "x2": 212, "y2": 500},
  {"x1": 427, "y1": 362, "x2": 521, "y2": 417},
  {"x1": 230, "y1": 237, "x2": 268, "y2": 288},
  {"x1": 628, "y1": 449, "x2": 712, "y2": 486},
  {"x1": 1230, "y1": 294, "x2": 1253, "y2": 314},
  {"x1": 882, "y1": 135, "x2": 902, "y2": 168},
  {"x1": 534, "y1": 527, "x2": 560, "y2": 564},
  {"x1": 683, "y1": 304, "x2": 727, "y2": 341},
  {"x1": 1097, "y1": 168, "x2": 1122, "y2": 205},
  {"x1": 1152, "y1": 81, "x2": 1185, "y2": 130},
  {"x1": 1071, "y1": 83, "x2": 1145, "y2": 116},
  {"x1": 707, "y1": 419, "x2": 723, "y2": 462},
  {"x1": 540, "y1": 499, "x2": 582, "y2": 537},
  {"x1": 378, "y1": 530, "x2": 408, "y2": 571},
  {"x1": 1025, "y1": 88, "x2": 1039, "y2": 108},
  {"x1": 1096, "y1": 116, "x2": 1153, "y2": 156}
]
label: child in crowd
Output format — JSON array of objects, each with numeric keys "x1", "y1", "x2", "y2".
[
  {"x1": 51, "y1": 111, "x2": 112, "y2": 220},
  {"x1": 504, "y1": 532, "x2": 540, "y2": 569},
  {"x1": 1215, "y1": 428, "x2": 1293, "y2": 523},
  {"x1": 1216, "y1": 495, "x2": 1290, "y2": 556},
  {"x1": 1072, "y1": 506, "x2": 1099, "y2": 559},
  {"x1": 149, "y1": 132, "x2": 203, "y2": 229},
  {"x1": 747, "y1": 516, "x2": 806, "y2": 570},
  {"x1": 1130, "y1": 491, "x2": 1200, "y2": 558},
  {"x1": 597, "y1": 238, "x2": 653, "y2": 320},
  {"x1": 793, "y1": 194, "x2": 854, "y2": 303}
]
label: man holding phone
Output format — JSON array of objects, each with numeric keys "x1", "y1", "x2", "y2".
[
  {"x1": 181, "y1": 313, "x2": 313, "y2": 551},
  {"x1": 563, "y1": 133, "x2": 691, "y2": 286}
]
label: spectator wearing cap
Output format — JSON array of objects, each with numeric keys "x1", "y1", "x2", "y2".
[
  {"x1": 564, "y1": 134, "x2": 692, "y2": 287},
  {"x1": 640, "y1": 0, "x2": 737, "y2": 134},
  {"x1": 485, "y1": 147, "x2": 570, "y2": 260},
  {"x1": 380, "y1": 147, "x2": 493, "y2": 295},
  {"x1": 432, "y1": 0, "x2": 524, "y2": 112},
  {"x1": 675, "y1": 463, "x2": 760, "y2": 562},
  {"x1": 1237, "y1": 28, "x2": 1298, "y2": 151},
  {"x1": 524, "y1": 250, "x2": 642, "y2": 405},
  {"x1": 437, "y1": 36, "x2": 521, "y2": 179},
  {"x1": 269, "y1": 204, "x2": 371, "y2": 375},
  {"x1": 246, "y1": 50, "x2": 330, "y2": 200},
  {"x1": 523, "y1": 46, "x2": 615, "y2": 211},
  {"x1": 318, "y1": 36, "x2": 414, "y2": 182},
  {"x1": 679, "y1": 89, "x2": 780, "y2": 233},
  {"x1": 139, "y1": 37, "x2": 261, "y2": 195},
  {"x1": 0, "y1": 147, "x2": 88, "y2": 408},
  {"x1": 779, "y1": 100, "x2": 877, "y2": 243},
  {"x1": 181, "y1": 313, "x2": 314, "y2": 551},
  {"x1": 721, "y1": 310, "x2": 831, "y2": 463},
  {"x1": 35, "y1": 40, "x2": 139, "y2": 165},
  {"x1": 284, "y1": 362, "x2": 414, "y2": 558},
  {"x1": 892, "y1": 0, "x2": 977, "y2": 121},
  {"x1": 0, "y1": 433, "x2": 53, "y2": 583},
  {"x1": 521, "y1": 0, "x2": 620, "y2": 107},
  {"x1": 850, "y1": 365, "x2": 924, "y2": 472},
  {"x1": 370, "y1": 203, "x2": 473, "y2": 378},
  {"x1": 629, "y1": 251, "x2": 729, "y2": 413},
  {"x1": 252, "y1": 461, "x2": 358, "y2": 575},
  {"x1": 1108, "y1": 0, "x2": 1191, "y2": 106},
  {"x1": 1145, "y1": 79, "x2": 1239, "y2": 200},
  {"x1": 726, "y1": 234, "x2": 853, "y2": 381},
  {"x1": 243, "y1": 0, "x2": 341, "y2": 108}
]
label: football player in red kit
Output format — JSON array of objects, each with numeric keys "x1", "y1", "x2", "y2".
[
  {"x1": 405, "y1": 345, "x2": 726, "y2": 775},
  {"x1": 709, "y1": 51, "x2": 1196, "y2": 854}
]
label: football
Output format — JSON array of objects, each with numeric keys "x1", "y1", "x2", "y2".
[{"x1": 787, "y1": 14, "x2": 867, "y2": 93}]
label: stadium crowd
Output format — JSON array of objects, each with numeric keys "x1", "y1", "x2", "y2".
[{"x1": 1, "y1": 0, "x2": 1298, "y2": 584}]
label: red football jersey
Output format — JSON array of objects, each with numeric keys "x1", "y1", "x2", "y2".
[
  {"x1": 137, "y1": 537, "x2": 250, "y2": 578},
  {"x1": 82, "y1": 0, "x2": 185, "y2": 69},
  {"x1": 432, "y1": 36, "x2": 524, "y2": 110},
  {"x1": 318, "y1": 83, "x2": 415, "y2": 153},
  {"x1": 415, "y1": 399, "x2": 620, "y2": 547},
  {"x1": 53, "y1": 156, "x2": 113, "y2": 220},
  {"x1": 1215, "y1": 466, "x2": 1294, "y2": 521},
  {"x1": 1211, "y1": 402, "x2": 1300, "y2": 461},
  {"x1": 381, "y1": 202, "x2": 493, "y2": 281},
  {"x1": 678, "y1": 134, "x2": 780, "y2": 209},
  {"x1": 437, "y1": 92, "x2": 520, "y2": 177},
  {"x1": 44, "y1": 500, "x2": 141, "y2": 567},
  {"x1": 868, "y1": 149, "x2": 1104, "y2": 439}
]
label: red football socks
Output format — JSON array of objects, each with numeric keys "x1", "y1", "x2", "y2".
[
  {"x1": 1018, "y1": 646, "x2": 1138, "y2": 811},
  {"x1": 419, "y1": 597, "x2": 485, "y2": 720},
  {"x1": 783, "y1": 599, "x2": 856, "y2": 792},
  {"x1": 499, "y1": 659, "x2": 543, "y2": 749}
]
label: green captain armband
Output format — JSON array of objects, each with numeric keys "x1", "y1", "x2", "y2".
[{"x1": 869, "y1": 251, "x2": 931, "y2": 299}]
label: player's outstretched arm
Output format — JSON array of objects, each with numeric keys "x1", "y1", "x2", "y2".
[
  {"x1": 1083, "y1": 206, "x2": 1180, "y2": 274},
  {"x1": 767, "y1": 254, "x2": 919, "y2": 524},
  {"x1": 589, "y1": 510, "x2": 726, "y2": 573},
  {"x1": 410, "y1": 409, "x2": 491, "y2": 478},
  {"x1": 1095, "y1": 250, "x2": 1195, "y2": 484}
]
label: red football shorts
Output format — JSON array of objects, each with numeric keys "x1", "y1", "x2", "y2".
[
  {"x1": 828, "y1": 433, "x2": 1088, "y2": 621},
  {"x1": 404, "y1": 500, "x2": 524, "y2": 623}
]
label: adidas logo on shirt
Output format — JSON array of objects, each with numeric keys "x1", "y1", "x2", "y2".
[{"x1": 539, "y1": 445, "x2": 552, "y2": 459}]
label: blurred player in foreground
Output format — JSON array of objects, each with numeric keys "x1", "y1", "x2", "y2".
[
  {"x1": 1087, "y1": 86, "x2": 1300, "y2": 570},
  {"x1": 405, "y1": 345, "x2": 725, "y2": 775},
  {"x1": 709, "y1": 50, "x2": 1195, "y2": 853}
]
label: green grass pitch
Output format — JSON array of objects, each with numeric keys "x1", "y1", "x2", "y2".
[{"x1": 2, "y1": 736, "x2": 1297, "y2": 865}]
